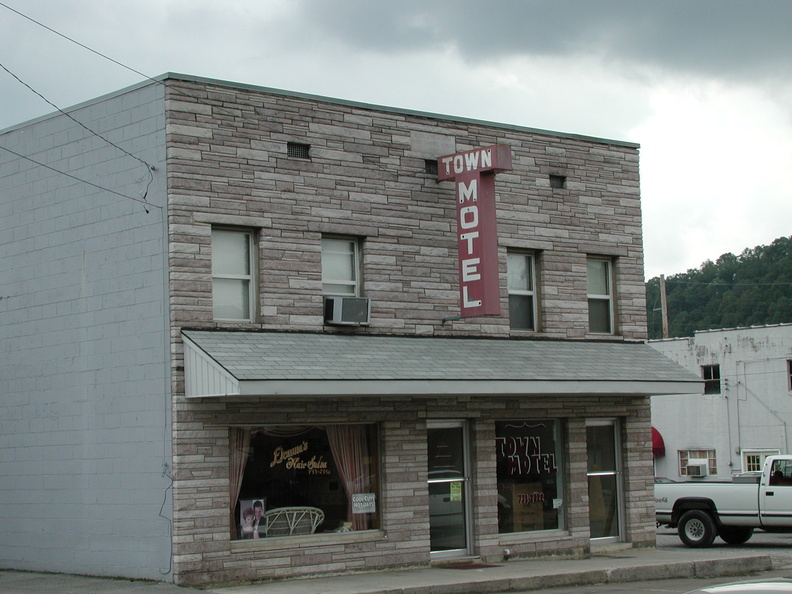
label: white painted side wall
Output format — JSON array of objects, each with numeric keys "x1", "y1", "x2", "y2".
[
  {"x1": 651, "y1": 325, "x2": 792, "y2": 481},
  {"x1": 0, "y1": 83, "x2": 172, "y2": 579}
]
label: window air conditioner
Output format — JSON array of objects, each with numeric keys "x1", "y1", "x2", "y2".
[
  {"x1": 324, "y1": 296, "x2": 371, "y2": 326},
  {"x1": 687, "y1": 459, "x2": 709, "y2": 477}
]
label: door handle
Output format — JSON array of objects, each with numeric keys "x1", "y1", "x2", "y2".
[{"x1": 767, "y1": 491, "x2": 775, "y2": 496}]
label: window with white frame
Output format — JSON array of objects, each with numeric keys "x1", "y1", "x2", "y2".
[
  {"x1": 678, "y1": 449, "x2": 717, "y2": 476},
  {"x1": 702, "y1": 365, "x2": 721, "y2": 394},
  {"x1": 587, "y1": 257, "x2": 614, "y2": 334},
  {"x1": 212, "y1": 228, "x2": 255, "y2": 321},
  {"x1": 322, "y1": 237, "x2": 360, "y2": 296},
  {"x1": 507, "y1": 252, "x2": 538, "y2": 331},
  {"x1": 743, "y1": 449, "x2": 779, "y2": 473}
]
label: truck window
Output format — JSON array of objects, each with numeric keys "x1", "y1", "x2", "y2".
[{"x1": 770, "y1": 460, "x2": 792, "y2": 486}]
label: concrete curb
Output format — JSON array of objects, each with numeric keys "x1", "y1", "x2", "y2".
[
  {"x1": 0, "y1": 553, "x2": 776, "y2": 593},
  {"x1": 341, "y1": 555, "x2": 774, "y2": 594}
]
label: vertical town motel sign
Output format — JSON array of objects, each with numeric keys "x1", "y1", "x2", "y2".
[{"x1": 438, "y1": 145, "x2": 513, "y2": 318}]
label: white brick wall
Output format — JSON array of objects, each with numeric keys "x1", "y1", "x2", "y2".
[{"x1": 0, "y1": 82, "x2": 173, "y2": 580}]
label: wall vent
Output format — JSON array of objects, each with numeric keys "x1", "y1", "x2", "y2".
[{"x1": 287, "y1": 142, "x2": 311, "y2": 159}]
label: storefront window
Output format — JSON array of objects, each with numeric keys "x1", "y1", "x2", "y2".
[
  {"x1": 230, "y1": 425, "x2": 380, "y2": 539},
  {"x1": 496, "y1": 420, "x2": 562, "y2": 533}
]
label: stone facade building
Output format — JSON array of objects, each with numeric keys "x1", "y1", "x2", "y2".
[{"x1": 0, "y1": 73, "x2": 698, "y2": 586}]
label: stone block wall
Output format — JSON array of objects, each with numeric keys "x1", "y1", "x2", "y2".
[
  {"x1": 164, "y1": 77, "x2": 646, "y2": 341},
  {"x1": 170, "y1": 394, "x2": 653, "y2": 586},
  {"x1": 162, "y1": 75, "x2": 654, "y2": 585}
]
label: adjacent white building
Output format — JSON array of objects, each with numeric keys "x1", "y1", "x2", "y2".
[{"x1": 650, "y1": 324, "x2": 792, "y2": 481}]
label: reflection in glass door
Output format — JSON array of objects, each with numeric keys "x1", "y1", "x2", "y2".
[
  {"x1": 427, "y1": 422, "x2": 471, "y2": 556},
  {"x1": 586, "y1": 420, "x2": 623, "y2": 540}
]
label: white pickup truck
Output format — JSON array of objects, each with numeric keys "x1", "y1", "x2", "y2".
[{"x1": 655, "y1": 455, "x2": 792, "y2": 547}]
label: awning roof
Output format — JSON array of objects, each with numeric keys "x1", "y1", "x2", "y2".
[
  {"x1": 652, "y1": 427, "x2": 666, "y2": 457},
  {"x1": 181, "y1": 330, "x2": 703, "y2": 398}
]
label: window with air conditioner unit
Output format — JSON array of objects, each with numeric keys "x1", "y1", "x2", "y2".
[
  {"x1": 321, "y1": 236, "x2": 370, "y2": 325},
  {"x1": 686, "y1": 459, "x2": 709, "y2": 477},
  {"x1": 679, "y1": 449, "x2": 716, "y2": 478}
]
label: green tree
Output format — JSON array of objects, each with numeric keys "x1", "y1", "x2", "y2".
[{"x1": 646, "y1": 236, "x2": 792, "y2": 339}]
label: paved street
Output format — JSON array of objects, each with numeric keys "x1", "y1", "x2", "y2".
[{"x1": 509, "y1": 529, "x2": 792, "y2": 593}]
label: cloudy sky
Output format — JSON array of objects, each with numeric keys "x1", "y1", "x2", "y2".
[{"x1": 1, "y1": 0, "x2": 790, "y2": 279}]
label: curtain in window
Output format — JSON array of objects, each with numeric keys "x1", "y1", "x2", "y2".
[
  {"x1": 256, "y1": 426, "x2": 313, "y2": 437},
  {"x1": 326, "y1": 425, "x2": 370, "y2": 531},
  {"x1": 229, "y1": 427, "x2": 251, "y2": 539}
]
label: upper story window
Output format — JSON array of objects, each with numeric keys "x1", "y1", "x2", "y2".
[
  {"x1": 788, "y1": 360, "x2": 792, "y2": 391},
  {"x1": 322, "y1": 237, "x2": 360, "y2": 296},
  {"x1": 212, "y1": 228, "x2": 255, "y2": 322},
  {"x1": 587, "y1": 257, "x2": 614, "y2": 334},
  {"x1": 702, "y1": 364, "x2": 721, "y2": 394},
  {"x1": 507, "y1": 252, "x2": 537, "y2": 331}
]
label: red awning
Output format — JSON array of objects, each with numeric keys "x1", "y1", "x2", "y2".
[{"x1": 652, "y1": 427, "x2": 665, "y2": 457}]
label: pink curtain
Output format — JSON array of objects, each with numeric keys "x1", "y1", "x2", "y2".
[
  {"x1": 229, "y1": 427, "x2": 251, "y2": 539},
  {"x1": 326, "y1": 425, "x2": 371, "y2": 531}
]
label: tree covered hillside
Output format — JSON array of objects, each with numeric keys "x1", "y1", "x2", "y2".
[{"x1": 645, "y1": 236, "x2": 792, "y2": 339}]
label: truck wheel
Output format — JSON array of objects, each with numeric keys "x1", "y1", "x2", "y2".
[
  {"x1": 718, "y1": 526, "x2": 753, "y2": 545},
  {"x1": 678, "y1": 510, "x2": 717, "y2": 547}
]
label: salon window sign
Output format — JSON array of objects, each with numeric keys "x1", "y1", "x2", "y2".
[
  {"x1": 352, "y1": 493, "x2": 377, "y2": 514},
  {"x1": 437, "y1": 144, "x2": 513, "y2": 318},
  {"x1": 270, "y1": 441, "x2": 331, "y2": 475}
]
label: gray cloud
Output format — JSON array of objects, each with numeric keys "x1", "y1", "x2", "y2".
[{"x1": 295, "y1": 0, "x2": 792, "y2": 83}]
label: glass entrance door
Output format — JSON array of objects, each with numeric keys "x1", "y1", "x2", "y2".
[
  {"x1": 586, "y1": 420, "x2": 623, "y2": 541},
  {"x1": 427, "y1": 422, "x2": 471, "y2": 556}
]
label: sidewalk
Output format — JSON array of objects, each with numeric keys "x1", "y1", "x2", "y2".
[{"x1": 0, "y1": 547, "x2": 777, "y2": 594}]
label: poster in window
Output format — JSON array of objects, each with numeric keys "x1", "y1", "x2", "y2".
[{"x1": 239, "y1": 497, "x2": 267, "y2": 539}]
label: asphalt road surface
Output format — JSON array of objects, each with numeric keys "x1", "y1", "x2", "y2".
[{"x1": 506, "y1": 529, "x2": 792, "y2": 594}]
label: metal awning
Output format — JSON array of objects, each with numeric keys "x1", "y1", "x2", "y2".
[{"x1": 181, "y1": 330, "x2": 703, "y2": 398}]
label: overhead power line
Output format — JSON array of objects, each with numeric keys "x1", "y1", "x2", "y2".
[
  {"x1": 0, "y1": 1, "x2": 235, "y2": 113},
  {"x1": 0, "y1": 60, "x2": 156, "y2": 209},
  {"x1": 0, "y1": 62, "x2": 156, "y2": 171},
  {"x1": 0, "y1": 145, "x2": 161, "y2": 211},
  {"x1": 0, "y1": 1, "x2": 153, "y2": 83},
  {"x1": 664, "y1": 279, "x2": 792, "y2": 287}
]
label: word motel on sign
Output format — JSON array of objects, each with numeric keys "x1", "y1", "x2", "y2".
[{"x1": 458, "y1": 179, "x2": 482, "y2": 307}]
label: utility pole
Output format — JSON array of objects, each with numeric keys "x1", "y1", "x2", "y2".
[{"x1": 660, "y1": 274, "x2": 669, "y2": 338}]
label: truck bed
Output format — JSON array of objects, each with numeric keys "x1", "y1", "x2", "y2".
[{"x1": 655, "y1": 481, "x2": 760, "y2": 526}]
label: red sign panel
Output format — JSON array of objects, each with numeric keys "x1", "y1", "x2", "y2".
[{"x1": 438, "y1": 145, "x2": 512, "y2": 318}]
